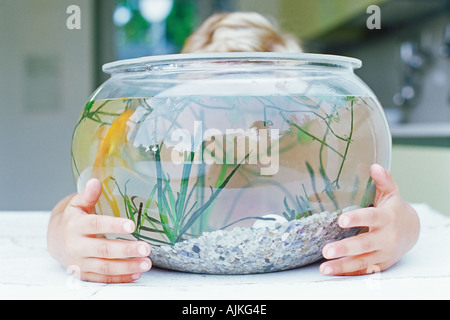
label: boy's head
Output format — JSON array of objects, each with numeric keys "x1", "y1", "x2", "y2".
[{"x1": 182, "y1": 12, "x2": 303, "y2": 53}]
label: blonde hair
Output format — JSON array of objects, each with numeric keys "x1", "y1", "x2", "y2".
[{"x1": 182, "y1": 12, "x2": 302, "y2": 53}]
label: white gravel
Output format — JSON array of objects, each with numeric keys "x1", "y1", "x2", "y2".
[{"x1": 150, "y1": 206, "x2": 361, "y2": 274}]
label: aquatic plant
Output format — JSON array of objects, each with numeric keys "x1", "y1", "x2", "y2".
[{"x1": 72, "y1": 95, "x2": 377, "y2": 246}]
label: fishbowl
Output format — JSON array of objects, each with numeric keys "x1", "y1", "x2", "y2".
[{"x1": 71, "y1": 53, "x2": 391, "y2": 274}]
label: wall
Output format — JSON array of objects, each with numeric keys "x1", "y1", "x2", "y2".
[
  {"x1": 234, "y1": 0, "x2": 280, "y2": 19},
  {"x1": 0, "y1": 0, "x2": 94, "y2": 210},
  {"x1": 391, "y1": 146, "x2": 450, "y2": 216},
  {"x1": 279, "y1": 0, "x2": 388, "y2": 39}
]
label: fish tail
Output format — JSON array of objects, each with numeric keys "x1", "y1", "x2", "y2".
[{"x1": 100, "y1": 178, "x2": 121, "y2": 218}]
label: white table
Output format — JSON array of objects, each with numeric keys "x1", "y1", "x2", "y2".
[{"x1": 1, "y1": 204, "x2": 449, "y2": 300}]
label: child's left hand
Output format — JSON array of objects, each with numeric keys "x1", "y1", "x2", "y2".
[{"x1": 320, "y1": 164, "x2": 420, "y2": 276}]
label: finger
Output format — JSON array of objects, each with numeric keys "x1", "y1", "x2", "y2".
[
  {"x1": 322, "y1": 231, "x2": 381, "y2": 260},
  {"x1": 79, "y1": 214, "x2": 136, "y2": 236},
  {"x1": 370, "y1": 164, "x2": 399, "y2": 202},
  {"x1": 320, "y1": 251, "x2": 384, "y2": 276},
  {"x1": 338, "y1": 206, "x2": 385, "y2": 228},
  {"x1": 80, "y1": 272, "x2": 143, "y2": 284},
  {"x1": 80, "y1": 257, "x2": 152, "y2": 276},
  {"x1": 81, "y1": 238, "x2": 151, "y2": 259},
  {"x1": 69, "y1": 179, "x2": 102, "y2": 214}
]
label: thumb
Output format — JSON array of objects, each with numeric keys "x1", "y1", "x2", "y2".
[
  {"x1": 70, "y1": 179, "x2": 102, "y2": 214},
  {"x1": 370, "y1": 164, "x2": 399, "y2": 204}
]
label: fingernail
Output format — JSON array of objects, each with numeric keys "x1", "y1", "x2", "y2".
[
  {"x1": 373, "y1": 164, "x2": 386, "y2": 176},
  {"x1": 132, "y1": 273, "x2": 141, "y2": 280},
  {"x1": 140, "y1": 261, "x2": 150, "y2": 271},
  {"x1": 138, "y1": 244, "x2": 149, "y2": 256},
  {"x1": 340, "y1": 215, "x2": 350, "y2": 228},
  {"x1": 322, "y1": 266, "x2": 333, "y2": 275},
  {"x1": 123, "y1": 221, "x2": 134, "y2": 233},
  {"x1": 325, "y1": 247, "x2": 336, "y2": 259}
]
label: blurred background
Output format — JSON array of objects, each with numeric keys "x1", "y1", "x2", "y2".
[{"x1": 0, "y1": 0, "x2": 449, "y2": 215}]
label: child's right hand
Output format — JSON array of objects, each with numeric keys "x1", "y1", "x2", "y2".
[{"x1": 47, "y1": 179, "x2": 152, "y2": 283}]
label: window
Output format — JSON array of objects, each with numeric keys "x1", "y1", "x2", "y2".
[
  {"x1": 113, "y1": 0, "x2": 197, "y2": 58},
  {"x1": 112, "y1": 0, "x2": 236, "y2": 59}
]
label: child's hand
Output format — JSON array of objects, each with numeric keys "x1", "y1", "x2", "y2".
[
  {"x1": 320, "y1": 164, "x2": 420, "y2": 276},
  {"x1": 47, "y1": 179, "x2": 152, "y2": 283}
]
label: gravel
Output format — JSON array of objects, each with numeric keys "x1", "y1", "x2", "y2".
[{"x1": 150, "y1": 206, "x2": 361, "y2": 274}]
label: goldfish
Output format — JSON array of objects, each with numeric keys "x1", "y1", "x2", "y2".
[{"x1": 93, "y1": 108, "x2": 135, "y2": 217}]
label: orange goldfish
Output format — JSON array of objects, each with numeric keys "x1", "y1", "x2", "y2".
[{"x1": 93, "y1": 109, "x2": 135, "y2": 217}]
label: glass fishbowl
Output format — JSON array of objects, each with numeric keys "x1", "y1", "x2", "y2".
[{"x1": 71, "y1": 53, "x2": 391, "y2": 274}]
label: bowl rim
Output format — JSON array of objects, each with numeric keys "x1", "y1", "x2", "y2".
[{"x1": 103, "y1": 52, "x2": 362, "y2": 74}]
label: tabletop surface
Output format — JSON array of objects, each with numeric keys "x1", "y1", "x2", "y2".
[{"x1": 1, "y1": 203, "x2": 449, "y2": 300}]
